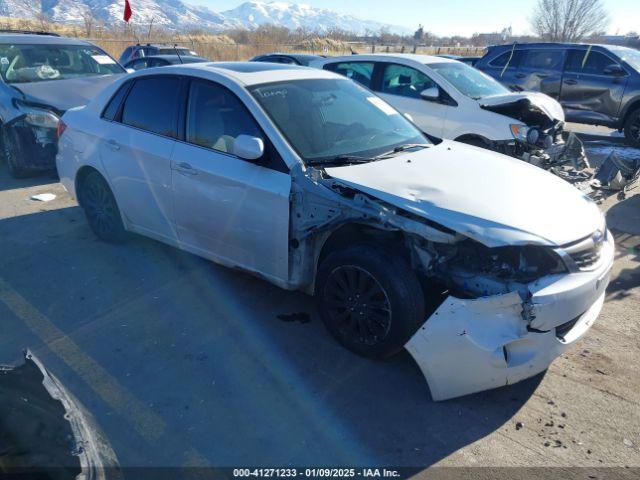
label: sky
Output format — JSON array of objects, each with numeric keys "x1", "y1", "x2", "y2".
[{"x1": 190, "y1": 0, "x2": 640, "y2": 37}]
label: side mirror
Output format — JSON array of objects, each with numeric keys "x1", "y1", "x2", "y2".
[
  {"x1": 603, "y1": 64, "x2": 625, "y2": 76},
  {"x1": 126, "y1": 68, "x2": 135, "y2": 74},
  {"x1": 234, "y1": 135, "x2": 264, "y2": 161},
  {"x1": 420, "y1": 87, "x2": 440, "y2": 101}
]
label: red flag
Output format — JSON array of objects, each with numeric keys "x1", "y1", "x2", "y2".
[{"x1": 123, "y1": 0, "x2": 132, "y2": 22}]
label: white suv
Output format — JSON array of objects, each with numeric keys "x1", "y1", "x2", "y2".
[
  {"x1": 56, "y1": 63, "x2": 613, "y2": 400},
  {"x1": 312, "y1": 54, "x2": 588, "y2": 170}
]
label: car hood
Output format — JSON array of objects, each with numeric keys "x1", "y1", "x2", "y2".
[
  {"x1": 480, "y1": 91, "x2": 565, "y2": 123},
  {"x1": 324, "y1": 141, "x2": 602, "y2": 247},
  {"x1": 13, "y1": 74, "x2": 124, "y2": 113}
]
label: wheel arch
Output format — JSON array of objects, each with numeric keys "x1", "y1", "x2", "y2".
[
  {"x1": 621, "y1": 98, "x2": 640, "y2": 129},
  {"x1": 312, "y1": 222, "x2": 414, "y2": 294}
]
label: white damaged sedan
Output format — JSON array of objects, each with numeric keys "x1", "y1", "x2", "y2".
[{"x1": 56, "y1": 63, "x2": 614, "y2": 400}]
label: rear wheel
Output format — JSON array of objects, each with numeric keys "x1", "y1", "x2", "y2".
[
  {"x1": 316, "y1": 244, "x2": 425, "y2": 359},
  {"x1": 623, "y1": 109, "x2": 640, "y2": 148},
  {"x1": 78, "y1": 171, "x2": 127, "y2": 243}
]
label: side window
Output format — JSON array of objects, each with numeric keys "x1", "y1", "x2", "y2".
[
  {"x1": 128, "y1": 59, "x2": 148, "y2": 71},
  {"x1": 380, "y1": 63, "x2": 437, "y2": 99},
  {"x1": 277, "y1": 56, "x2": 296, "y2": 65},
  {"x1": 488, "y1": 50, "x2": 523, "y2": 68},
  {"x1": 325, "y1": 62, "x2": 375, "y2": 88},
  {"x1": 186, "y1": 81, "x2": 261, "y2": 155},
  {"x1": 102, "y1": 81, "x2": 131, "y2": 121},
  {"x1": 565, "y1": 50, "x2": 620, "y2": 75},
  {"x1": 121, "y1": 76, "x2": 180, "y2": 137},
  {"x1": 521, "y1": 49, "x2": 564, "y2": 72}
]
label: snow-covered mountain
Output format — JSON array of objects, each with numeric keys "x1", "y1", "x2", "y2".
[
  {"x1": 0, "y1": 0, "x2": 410, "y2": 35},
  {"x1": 221, "y1": 1, "x2": 410, "y2": 35}
]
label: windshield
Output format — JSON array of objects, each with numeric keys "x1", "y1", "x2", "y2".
[
  {"x1": 610, "y1": 46, "x2": 640, "y2": 72},
  {"x1": 250, "y1": 79, "x2": 428, "y2": 165},
  {"x1": 0, "y1": 44, "x2": 124, "y2": 84},
  {"x1": 430, "y1": 61, "x2": 509, "y2": 99}
]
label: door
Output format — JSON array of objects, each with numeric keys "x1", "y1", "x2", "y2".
[
  {"x1": 376, "y1": 63, "x2": 449, "y2": 137},
  {"x1": 171, "y1": 79, "x2": 291, "y2": 282},
  {"x1": 99, "y1": 75, "x2": 180, "y2": 241},
  {"x1": 560, "y1": 49, "x2": 628, "y2": 124},
  {"x1": 517, "y1": 49, "x2": 565, "y2": 99}
]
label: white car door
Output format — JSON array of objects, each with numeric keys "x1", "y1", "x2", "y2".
[
  {"x1": 99, "y1": 75, "x2": 179, "y2": 241},
  {"x1": 171, "y1": 79, "x2": 291, "y2": 282},
  {"x1": 375, "y1": 62, "x2": 451, "y2": 138}
]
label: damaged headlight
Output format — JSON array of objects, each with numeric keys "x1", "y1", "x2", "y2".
[
  {"x1": 14, "y1": 100, "x2": 60, "y2": 130},
  {"x1": 510, "y1": 124, "x2": 529, "y2": 142},
  {"x1": 441, "y1": 239, "x2": 567, "y2": 284}
]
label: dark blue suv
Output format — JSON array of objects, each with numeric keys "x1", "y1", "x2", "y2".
[{"x1": 476, "y1": 43, "x2": 640, "y2": 147}]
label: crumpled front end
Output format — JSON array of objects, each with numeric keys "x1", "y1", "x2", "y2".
[{"x1": 406, "y1": 230, "x2": 614, "y2": 401}]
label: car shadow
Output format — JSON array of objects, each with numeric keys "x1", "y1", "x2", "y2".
[
  {"x1": 0, "y1": 163, "x2": 59, "y2": 192},
  {"x1": 0, "y1": 206, "x2": 540, "y2": 469}
]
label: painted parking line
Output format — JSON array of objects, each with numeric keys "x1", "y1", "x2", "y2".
[{"x1": 0, "y1": 276, "x2": 166, "y2": 442}]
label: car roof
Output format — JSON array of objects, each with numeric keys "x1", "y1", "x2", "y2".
[
  {"x1": 320, "y1": 53, "x2": 460, "y2": 65},
  {"x1": 132, "y1": 54, "x2": 208, "y2": 62},
  {"x1": 0, "y1": 33, "x2": 94, "y2": 46},
  {"x1": 488, "y1": 42, "x2": 624, "y2": 51},
  {"x1": 258, "y1": 53, "x2": 323, "y2": 59},
  {"x1": 133, "y1": 61, "x2": 341, "y2": 86}
]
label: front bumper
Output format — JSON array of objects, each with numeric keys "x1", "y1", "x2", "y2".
[{"x1": 406, "y1": 232, "x2": 614, "y2": 401}]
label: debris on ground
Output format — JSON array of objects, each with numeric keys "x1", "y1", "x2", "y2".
[
  {"x1": 30, "y1": 193, "x2": 56, "y2": 202},
  {"x1": 515, "y1": 421, "x2": 524, "y2": 430}
]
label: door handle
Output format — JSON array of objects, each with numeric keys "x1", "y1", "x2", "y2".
[
  {"x1": 514, "y1": 73, "x2": 526, "y2": 78},
  {"x1": 171, "y1": 161, "x2": 198, "y2": 175},
  {"x1": 564, "y1": 79, "x2": 578, "y2": 85},
  {"x1": 107, "y1": 139, "x2": 120, "y2": 151}
]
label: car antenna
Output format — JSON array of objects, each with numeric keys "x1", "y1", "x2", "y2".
[
  {"x1": 500, "y1": 42, "x2": 517, "y2": 78},
  {"x1": 174, "y1": 43, "x2": 183, "y2": 64}
]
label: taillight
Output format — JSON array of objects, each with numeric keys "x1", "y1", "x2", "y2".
[{"x1": 56, "y1": 119, "x2": 67, "y2": 139}]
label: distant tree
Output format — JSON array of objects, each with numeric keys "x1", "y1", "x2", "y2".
[
  {"x1": 82, "y1": 10, "x2": 95, "y2": 37},
  {"x1": 414, "y1": 24, "x2": 424, "y2": 42},
  {"x1": 530, "y1": 0, "x2": 609, "y2": 42}
]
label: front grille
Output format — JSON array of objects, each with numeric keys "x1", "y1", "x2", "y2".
[
  {"x1": 562, "y1": 231, "x2": 605, "y2": 271},
  {"x1": 555, "y1": 315, "x2": 581, "y2": 340}
]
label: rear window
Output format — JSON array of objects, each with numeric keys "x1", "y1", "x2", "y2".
[
  {"x1": 324, "y1": 62, "x2": 375, "y2": 88},
  {"x1": 488, "y1": 50, "x2": 523, "y2": 68},
  {"x1": 102, "y1": 82, "x2": 131, "y2": 121},
  {"x1": 121, "y1": 76, "x2": 180, "y2": 137}
]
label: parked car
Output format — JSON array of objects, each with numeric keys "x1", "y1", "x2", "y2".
[
  {"x1": 437, "y1": 54, "x2": 482, "y2": 66},
  {"x1": 56, "y1": 62, "x2": 613, "y2": 401},
  {"x1": 475, "y1": 43, "x2": 640, "y2": 147},
  {"x1": 119, "y1": 44, "x2": 198, "y2": 65},
  {"x1": 250, "y1": 53, "x2": 325, "y2": 66},
  {"x1": 124, "y1": 54, "x2": 210, "y2": 71},
  {"x1": 311, "y1": 54, "x2": 588, "y2": 171},
  {"x1": 0, "y1": 31, "x2": 125, "y2": 177}
]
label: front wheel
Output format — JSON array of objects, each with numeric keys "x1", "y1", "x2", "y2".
[
  {"x1": 623, "y1": 109, "x2": 640, "y2": 148},
  {"x1": 78, "y1": 170, "x2": 127, "y2": 243},
  {"x1": 316, "y1": 244, "x2": 425, "y2": 359},
  {"x1": 2, "y1": 127, "x2": 28, "y2": 178}
]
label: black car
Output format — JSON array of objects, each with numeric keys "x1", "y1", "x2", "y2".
[
  {"x1": 436, "y1": 54, "x2": 482, "y2": 66},
  {"x1": 0, "y1": 31, "x2": 124, "y2": 177},
  {"x1": 250, "y1": 53, "x2": 325, "y2": 66},
  {"x1": 124, "y1": 54, "x2": 210, "y2": 71},
  {"x1": 475, "y1": 43, "x2": 640, "y2": 147},
  {"x1": 119, "y1": 43, "x2": 198, "y2": 65}
]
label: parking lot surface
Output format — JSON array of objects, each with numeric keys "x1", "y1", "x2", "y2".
[{"x1": 0, "y1": 136, "x2": 638, "y2": 471}]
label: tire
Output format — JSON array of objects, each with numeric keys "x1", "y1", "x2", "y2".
[
  {"x1": 315, "y1": 244, "x2": 425, "y2": 359},
  {"x1": 78, "y1": 170, "x2": 127, "y2": 243},
  {"x1": 623, "y1": 108, "x2": 640, "y2": 148},
  {"x1": 2, "y1": 127, "x2": 29, "y2": 178}
]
